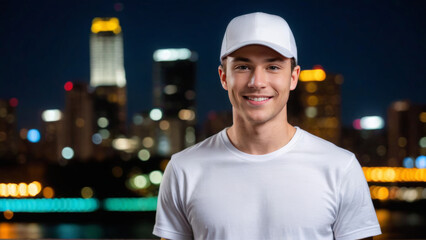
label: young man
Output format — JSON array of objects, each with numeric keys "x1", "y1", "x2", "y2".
[{"x1": 153, "y1": 12, "x2": 381, "y2": 240}]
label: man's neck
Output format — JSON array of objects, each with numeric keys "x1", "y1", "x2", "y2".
[{"x1": 226, "y1": 114, "x2": 296, "y2": 155}]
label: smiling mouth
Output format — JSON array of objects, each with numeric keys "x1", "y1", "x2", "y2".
[{"x1": 244, "y1": 96, "x2": 272, "y2": 102}]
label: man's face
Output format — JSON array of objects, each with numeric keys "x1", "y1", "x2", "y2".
[{"x1": 218, "y1": 45, "x2": 300, "y2": 125}]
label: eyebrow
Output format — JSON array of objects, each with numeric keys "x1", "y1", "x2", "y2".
[{"x1": 231, "y1": 57, "x2": 286, "y2": 63}]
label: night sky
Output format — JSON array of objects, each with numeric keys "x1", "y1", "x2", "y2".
[{"x1": 1, "y1": 0, "x2": 425, "y2": 130}]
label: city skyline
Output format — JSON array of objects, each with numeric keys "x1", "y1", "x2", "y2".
[{"x1": 1, "y1": 0, "x2": 425, "y2": 129}]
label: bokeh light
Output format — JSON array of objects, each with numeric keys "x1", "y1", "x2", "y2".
[{"x1": 27, "y1": 129, "x2": 41, "y2": 143}]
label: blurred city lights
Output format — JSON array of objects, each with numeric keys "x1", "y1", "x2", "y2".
[
  {"x1": 132, "y1": 175, "x2": 150, "y2": 189},
  {"x1": 149, "y1": 108, "x2": 162, "y2": 121},
  {"x1": 178, "y1": 109, "x2": 195, "y2": 121},
  {"x1": 42, "y1": 187, "x2": 55, "y2": 198},
  {"x1": 153, "y1": 48, "x2": 192, "y2": 62},
  {"x1": 305, "y1": 106, "x2": 318, "y2": 118},
  {"x1": 81, "y1": 187, "x2": 94, "y2": 199},
  {"x1": 133, "y1": 114, "x2": 144, "y2": 125},
  {"x1": 9, "y1": 98, "x2": 18, "y2": 107},
  {"x1": 164, "y1": 84, "x2": 178, "y2": 95},
  {"x1": 0, "y1": 198, "x2": 99, "y2": 212},
  {"x1": 369, "y1": 185, "x2": 426, "y2": 202},
  {"x1": 112, "y1": 138, "x2": 138, "y2": 152},
  {"x1": 64, "y1": 81, "x2": 73, "y2": 91},
  {"x1": 415, "y1": 156, "x2": 426, "y2": 168},
  {"x1": 91, "y1": 17, "x2": 121, "y2": 34},
  {"x1": 0, "y1": 181, "x2": 42, "y2": 198},
  {"x1": 159, "y1": 120, "x2": 170, "y2": 130},
  {"x1": 42, "y1": 109, "x2": 62, "y2": 122},
  {"x1": 61, "y1": 147, "x2": 74, "y2": 160},
  {"x1": 104, "y1": 197, "x2": 157, "y2": 211},
  {"x1": 419, "y1": 112, "x2": 426, "y2": 123},
  {"x1": 91, "y1": 133, "x2": 102, "y2": 145},
  {"x1": 3, "y1": 210, "x2": 13, "y2": 220},
  {"x1": 403, "y1": 157, "x2": 415, "y2": 168},
  {"x1": 299, "y1": 69, "x2": 326, "y2": 82},
  {"x1": 363, "y1": 167, "x2": 426, "y2": 182},
  {"x1": 97, "y1": 117, "x2": 109, "y2": 128},
  {"x1": 359, "y1": 116, "x2": 385, "y2": 130},
  {"x1": 420, "y1": 137, "x2": 426, "y2": 148},
  {"x1": 27, "y1": 129, "x2": 41, "y2": 143},
  {"x1": 99, "y1": 129, "x2": 110, "y2": 139},
  {"x1": 138, "y1": 149, "x2": 150, "y2": 161},
  {"x1": 149, "y1": 171, "x2": 163, "y2": 185},
  {"x1": 142, "y1": 137, "x2": 154, "y2": 148}
]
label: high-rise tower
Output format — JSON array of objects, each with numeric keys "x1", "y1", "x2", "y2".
[
  {"x1": 288, "y1": 67, "x2": 343, "y2": 145},
  {"x1": 90, "y1": 17, "x2": 126, "y2": 88},
  {"x1": 90, "y1": 17, "x2": 127, "y2": 145}
]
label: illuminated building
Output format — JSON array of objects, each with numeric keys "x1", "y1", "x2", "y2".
[
  {"x1": 289, "y1": 67, "x2": 343, "y2": 145},
  {"x1": 64, "y1": 82, "x2": 93, "y2": 161},
  {"x1": 41, "y1": 109, "x2": 66, "y2": 162},
  {"x1": 0, "y1": 98, "x2": 19, "y2": 162},
  {"x1": 90, "y1": 17, "x2": 127, "y2": 145},
  {"x1": 150, "y1": 48, "x2": 198, "y2": 155},
  {"x1": 387, "y1": 100, "x2": 426, "y2": 166},
  {"x1": 90, "y1": 17, "x2": 126, "y2": 88}
]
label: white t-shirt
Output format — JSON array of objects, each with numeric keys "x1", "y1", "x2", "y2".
[{"x1": 153, "y1": 128, "x2": 381, "y2": 240}]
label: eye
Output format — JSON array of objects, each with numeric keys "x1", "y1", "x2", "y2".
[
  {"x1": 234, "y1": 65, "x2": 250, "y2": 71},
  {"x1": 268, "y1": 65, "x2": 281, "y2": 70}
]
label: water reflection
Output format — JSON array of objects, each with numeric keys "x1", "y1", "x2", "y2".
[{"x1": 0, "y1": 209, "x2": 425, "y2": 239}]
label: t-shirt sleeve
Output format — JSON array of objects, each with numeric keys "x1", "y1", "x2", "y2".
[
  {"x1": 333, "y1": 156, "x2": 382, "y2": 240},
  {"x1": 153, "y1": 160, "x2": 193, "y2": 240}
]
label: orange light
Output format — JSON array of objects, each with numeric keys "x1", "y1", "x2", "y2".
[
  {"x1": 91, "y1": 17, "x2": 121, "y2": 34},
  {"x1": 299, "y1": 69, "x2": 326, "y2": 82},
  {"x1": 3, "y1": 210, "x2": 13, "y2": 220},
  {"x1": 42, "y1": 186, "x2": 55, "y2": 198}
]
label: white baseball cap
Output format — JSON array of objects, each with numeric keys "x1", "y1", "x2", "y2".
[{"x1": 220, "y1": 12, "x2": 298, "y2": 63}]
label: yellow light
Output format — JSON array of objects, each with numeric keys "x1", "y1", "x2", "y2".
[
  {"x1": 28, "y1": 181, "x2": 42, "y2": 196},
  {"x1": 18, "y1": 183, "x2": 28, "y2": 197},
  {"x1": 0, "y1": 183, "x2": 8, "y2": 197},
  {"x1": 377, "y1": 187, "x2": 389, "y2": 200},
  {"x1": 305, "y1": 82, "x2": 317, "y2": 93},
  {"x1": 142, "y1": 137, "x2": 154, "y2": 148},
  {"x1": 299, "y1": 69, "x2": 326, "y2": 82},
  {"x1": 306, "y1": 95, "x2": 319, "y2": 106},
  {"x1": 383, "y1": 168, "x2": 396, "y2": 182},
  {"x1": 91, "y1": 17, "x2": 121, "y2": 34},
  {"x1": 81, "y1": 187, "x2": 94, "y2": 199},
  {"x1": 7, "y1": 184, "x2": 18, "y2": 197},
  {"x1": 419, "y1": 112, "x2": 426, "y2": 123},
  {"x1": 178, "y1": 109, "x2": 196, "y2": 121},
  {"x1": 43, "y1": 187, "x2": 55, "y2": 198}
]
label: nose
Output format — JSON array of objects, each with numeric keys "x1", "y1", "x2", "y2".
[{"x1": 248, "y1": 67, "x2": 267, "y2": 89}]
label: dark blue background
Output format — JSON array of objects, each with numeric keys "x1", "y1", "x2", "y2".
[{"x1": 1, "y1": 0, "x2": 425, "y2": 129}]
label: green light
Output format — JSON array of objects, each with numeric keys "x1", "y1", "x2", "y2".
[{"x1": 104, "y1": 197, "x2": 157, "y2": 211}]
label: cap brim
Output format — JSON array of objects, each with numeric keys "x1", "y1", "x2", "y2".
[{"x1": 220, "y1": 41, "x2": 296, "y2": 63}]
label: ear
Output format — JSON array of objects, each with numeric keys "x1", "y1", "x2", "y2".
[
  {"x1": 218, "y1": 65, "x2": 228, "y2": 90},
  {"x1": 290, "y1": 65, "x2": 300, "y2": 91}
]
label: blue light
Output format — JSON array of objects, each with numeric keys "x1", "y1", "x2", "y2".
[
  {"x1": 91, "y1": 133, "x2": 102, "y2": 145},
  {"x1": 0, "y1": 198, "x2": 99, "y2": 212},
  {"x1": 403, "y1": 157, "x2": 414, "y2": 168},
  {"x1": 415, "y1": 156, "x2": 426, "y2": 169},
  {"x1": 104, "y1": 197, "x2": 157, "y2": 211},
  {"x1": 27, "y1": 129, "x2": 41, "y2": 143}
]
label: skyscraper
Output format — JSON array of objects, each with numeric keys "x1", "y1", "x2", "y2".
[
  {"x1": 90, "y1": 17, "x2": 126, "y2": 88},
  {"x1": 90, "y1": 17, "x2": 127, "y2": 144},
  {"x1": 387, "y1": 100, "x2": 426, "y2": 166},
  {"x1": 150, "y1": 48, "x2": 198, "y2": 155},
  {"x1": 0, "y1": 98, "x2": 19, "y2": 162},
  {"x1": 289, "y1": 67, "x2": 343, "y2": 145}
]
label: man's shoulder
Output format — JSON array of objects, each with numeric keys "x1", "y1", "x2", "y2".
[
  {"x1": 296, "y1": 128, "x2": 354, "y2": 160},
  {"x1": 171, "y1": 129, "x2": 225, "y2": 164}
]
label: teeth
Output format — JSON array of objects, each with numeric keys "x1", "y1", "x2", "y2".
[{"x1": 248, "y1": 97, "x2": 269, "y2": 101}]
